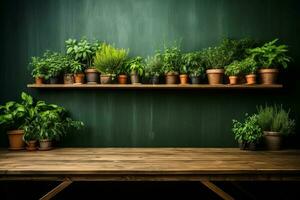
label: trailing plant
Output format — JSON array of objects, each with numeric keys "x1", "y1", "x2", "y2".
[
  {"x1": 256, "y1": 104, "x2": 295, "y2": 135},
  {"x1": 248, "y1": 39, "x2": 291, "y2": 69},
  {"x1": 127, "y1": 56, "x2": 145, "y2": 76},
  {"x1": 161, "y1": 44, "x2": 182, "y2": 74},
  {"x1": 93, "y1": 43, "x2": 128, "y2": 75},
  {"x1": 144, "y1": 54, "x2": 163, "y2": 77}
]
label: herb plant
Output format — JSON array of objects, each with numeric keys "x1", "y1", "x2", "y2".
[
  {"x1": 144, "y1": 54, "x2": 163, "y2": 78},
  {"x1": 161, "y1": 45, "x2": 182, "y2": 74},
  {"x1": 127, "y1": 56, "x2": 145, "y2": 76}
]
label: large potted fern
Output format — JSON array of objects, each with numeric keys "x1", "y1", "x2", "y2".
[
  {"x1": 249, "y1": 39, "x2": 291, "y2": 84},
  {"x1": 94, "y1": 43, "x2": 128, "y2": 84}
]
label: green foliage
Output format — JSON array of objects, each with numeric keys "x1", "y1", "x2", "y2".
[
  {"x1": 239, "y1": 56, "x2": 257, "y2": 74},
  {"x1": 93, "y1": 43, "x2": 128, "y2": 75},
  {"x1": 127, "y1": 56, "x2": 145, "y2": 76},
  {"x1": 144, "y1": 54, "x2": 163, "y2": 77},
  {"x1": 225, "y1": 61, "x2": 242, "y2": 76},
  {"x1": 29, "y1": 56, "x2": 47, "y2": 78},
  {"x1": 182, "y1": 52, "x2": 205, "y2": 77},
  {"x1": 65, "y1": 38, "x2": 101, "y2": 67},
  {"x1": 161, "y1": 44, "x2": 182, "y2": 74},
  {"x1": 248, "y1": 39, "x2": 291, "y2": 69},
  {"x1": 232, "y1": 114, "x2": 262, "y2": 143},
  {"x1": 256, "y1": 105, "x2": 295, "y2": 135}
]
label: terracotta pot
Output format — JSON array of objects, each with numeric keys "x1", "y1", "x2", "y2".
[
  {"x1": 179, "y1": 74, "x2": 189, "y2": 84},
  {"x1": 259, "y1": 68, "x2": 279, "y2": 84},
  {"x1": 7, "y1": 130, "x2": 25, "y2": 150},
  {"x1": 229, "y1": 76, "x2": 238, "y2": 85},
  {"x1": 49, "y1": 76, "x2": 60, "y2": 84},
  {"x1": 39, "y1": 139, "x2": 52, "y2": 150},
  {"x1": 190, "y1": 76, "x2": 200, "y2": 84},
  {"x1": 35, "y1": 77, "x2": 44, "y2": 84},
  {"x1": 85, "y1": 68, "x2": 99, "y2": 84},
  {"x1": 149, "y1": 76, "x2": 159, "y2": 84},
  {"x1": 26, "y1": 140, "x2": 37, "y2": 151},
  {"x1": 206, "y1": 69, "x2": 224, "y2": 85},
  {"x1": 264, "y1": 131, "x2": 282, "y2": 151},
  {"x1": 118, "y1": 75, "x2": 128, "y2": 84},
  {"x1": 100, "y1": 75, "x2": 112, "y2": 84},
  {"x1": 74, "y1": 73, "x2": 85, "y2": 84},
  {"x1": 245, "y1": 74, "x2": 257, "y2": 85},
  {"x1": 165, "y1": 72, "x2": 178, "y2": 84},
  {"x1": 130, "y1": 73, "x2": 140, "y2": 84},
  {"x1": 64, "y1": 74, "x2": 74, "y2": 84}
]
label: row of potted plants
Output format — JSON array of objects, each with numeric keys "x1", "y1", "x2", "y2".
[
  {"x1": 0, "y1": 92, "x2": 84, "y2": 150},
  {"x1": 232, "y1": 104, "x2": 295, "y2": 151},
  {"x1": 30, "y1": 38, "x2": 291, "y2": 85}
]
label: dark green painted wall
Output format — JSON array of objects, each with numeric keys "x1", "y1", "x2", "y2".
[{"x1": 0, "y1": 0, "x2": 299, "y2": 147}]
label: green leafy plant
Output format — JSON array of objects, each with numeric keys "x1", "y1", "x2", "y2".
[
  {"x1": 240, "y1": 56, "x2": 257, "y2": 75},
  {"x1": 225, "y1": 61, "x2": 242, "y2": 76},
  {"x1": 144, "y1": 54, "x2": 163, "y2": 77},
  {"x1": 182, "y1": 52, "x2": 205, "y2": 77},
  {"x1": 161, "y1": 45, "x2": 182, "y2": 74},
  {"x1": 248, "y1": 39, "x2": 291, "y2": 69},
  {"x1": 93, "y1": 43, "x2": 128, "y2": 75},
  {"x1": 127, "y1": 56, "x2": 145, "y2": 76},
  {"x1": 256, "y1": 104, "x2": 295, "y2": 135},
  {"x1": 232, "y1": 114, "x2": 262, "y2": 144},
  {"x1": 29, "y1": 56, "x2": 47, "y2": 78}
]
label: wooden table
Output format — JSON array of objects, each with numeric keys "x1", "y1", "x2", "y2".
[{"x1": 1, "y1": 148, "x2": 300, "y2": 200}]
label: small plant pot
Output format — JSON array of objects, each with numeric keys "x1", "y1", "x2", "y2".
[
  {"x1": 100, "y1": 75, "x2": 112, "y2": 84},
  {"x1": 206, "y1": 69, "x2": 224, "y2": 85},
  {"x1": 35, "y1": 77, "x2": 44, "y2": 84},
  {"x1": 85, "y1": 68, "x2": 99, "y2": 84},
  {"x1": 248, "y1": 142, "x2": 257, "y2": 151},
  {"x1": 149, "y1": 76, "x2": 160, "y2": 84},
  {"x1": 49, "y1": 76, "x2": 60, "y2": 84},
  {"x1": 74, "y1": 73, "x2": 85, "y2": 84},
  {"x1": 238, "y1": 141, "x2": 247, "y2": 150},
  {"x1": 229, "y1": 76, "x2": 238, "y2": 85},
  {"x1": 179, "y1": 74, "x2": 189, "y2": 84},
  {"x1": 64, "y1": 74, "x2": 74, "y2": 84},
  {"x1": 165, "y1": 72, "x2": 178, "y2": 84},
  {"x1": 190, "y1": 76, "x2": 200, "y2": 84},
  {"x1": 7, "y1": 130, "x2": 25, "y2": 150},
  {"x1": 26, "y1": 140, "x2": 37, "y2": 151},
  {"x1": 130, "y1": 73, "x2": 140, "y2": 84},
  {"x1": 264, "y1": 131, "x2": 282, "y2": 151},
  {"x1": 246, "y1": 74, "x2": 257, "y2": 85},
  {"x1": 259, "y1": 68, "x2": 279, "y2": 84},
  {"x1": 118, "y1": 75, "x2": 128, "y2": 84},
  {"x1": 39, "y1": 139, "x2": 53, "y2": 150}
]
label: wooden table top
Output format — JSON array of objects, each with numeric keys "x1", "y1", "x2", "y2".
[{"x1": 1, "y1": 148, "x2": 300, "y2": 181}]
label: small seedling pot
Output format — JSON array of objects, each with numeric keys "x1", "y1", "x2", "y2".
[
  {"x1": 100, "y1": 75, "x2": 112, "y2": 84},
  {"x1": 118, "y1": 75, "x2": 128, "y2": 84},
  {"x1": 35, "y1": 77, "x2": 44, "y2": 84},
  {"x1": 74, "y1": 73, "x2": 85, "y2": 84},
  {"x1": 246, "y1": 74, "x2": 257, "y2": 85},
  {"x1": 179, "y1": 74, "x2": 189, "y2": 84},
  {"x1": 229, "y1": 76, "x2": 238, "y2": 85}
]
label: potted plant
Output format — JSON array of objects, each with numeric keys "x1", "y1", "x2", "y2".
[
  {"x1": 116, "y1": 63, "x2": 129, "y2": 84},
  {"x1": 30, "y1": 56, "x2": 46, "y2": 84},
  {"x1": 94, "y1": 43, "x2": 128, "y2": 84},
  {"x1": 240, "y1": 56, "x2": 258, "y2": 85},
  {"x1": 45, "y1": 51, "x2": 64, "y2": 84},
  {"x1": 257, "y1": 105, "x2": 295, "y2": 150},
  {"x1": 182, "y1": 52, "x2": 205, "y2": 85},
  {"x1": 66, "y1": 38, "x2": 101, "y2": 84},
  {"x1": 127, "y1": 56, "x2": 144, "y2": 84},
  {"x1": 225, "y1": 61, "x2": 241, "y2": 85},
  {"x1": 232, "y1": 114, "x2": 263, "y2": 150},
  {"x1": 70, "y1": 59, "x2": 85, "y2": 84},
  {"x1": 249, "y1": 39, "x2": 291, "y2": 84},
  {"x1": 162, "y1": 45, "x2": 182, "y2": 84},
  {"x1": 144, "y1": 54, "x2": 163, "y2": 84}
]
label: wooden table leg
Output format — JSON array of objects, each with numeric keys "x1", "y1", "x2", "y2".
[
  {"x1": 40, "y1": 178, "x2": 73, "y2": 200},
  {"x1": 201, "y1": 181, "x2": 235, "y2": 200}
]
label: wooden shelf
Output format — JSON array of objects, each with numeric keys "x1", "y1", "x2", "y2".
[{"x1": 27, "y1": 84, "x2": 283, "y2": 90}]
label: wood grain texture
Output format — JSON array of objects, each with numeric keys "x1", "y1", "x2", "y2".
[
  {"x1": 27, "y1": 84, "x2": 283, "y2": 90},
  {"x1": 0, "y1": 148, "x2": 300, "y2": 181}
]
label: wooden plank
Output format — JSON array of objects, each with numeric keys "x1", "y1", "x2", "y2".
[
  {"x1": 39, "y1": 178, "x2": 73, "y2": 200},
  {"x1": 27, "y1": 84, "x2": 283, "y2": 90},
  {"x1": 201, "y1": 181, "x2": 235, "y2": 200}
]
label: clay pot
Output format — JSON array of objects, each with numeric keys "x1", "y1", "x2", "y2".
[
  {"x1": 26, "y1": 140, "x2": 37, "y2": 151},
  {"x1": 264, "y1": 131, "x2": 282, "y2": 151},
  {"x1": 74, "y1": 73, "x2": 85, "y2": 84},
  {"x1": 190, "y1": 76, "x2": 200, "y2": 84},
  {"x1": 49, "y1": 76, "x2": 60, "y2": 84},
  {"x1": 64, "y1": 74, "x2": 74, "y2": 84},
  {"x1": 246, "y1": 74, "x2": 257, "y2": 85},
  {"x1": 165, "y1": 72, "x2": 178, "y2": 84},
  {"x1": 35, "y1": 77, "x2": 44, "y2": 84},
  {"x1": 179, "y1": 74, "x2": 189, "y2": 84},
  {"x1": 229, "y1": 76, "x2": 238, "y2": 85},
  {"x1": 259, "y1": 68, "x2": 279, "y2": 84},
  {"x1": 7, "y1": 130, "x2": 25, "y2": 150},
  {"x1": 39, "y1": 139, "x2": 52, "y2": 150},
  {"x1": 118, "y1": 75, "x2": 128, "y2": 84},
  {"x1": 100, "y1": 75, "x2": 112, "y2": 84},
  {"x1": 130, "y1": 72, "x2": 140, "y2": 84},
  {"x1": 149, "y1": 76, "x2": 159, "y2": 84},
  {"x1": 85, "y1": 68, "x2": 99, "y2": 84},
  {"x1": 206, "y1": 69, "x2": 224, "y2": 85}
]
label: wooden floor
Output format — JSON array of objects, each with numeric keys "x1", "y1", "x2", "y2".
[{"x1": 1, "y1": 148, "x2": 300, "y2": 181}]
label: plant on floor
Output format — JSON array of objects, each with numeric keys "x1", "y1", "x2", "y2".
[
  {"x1": 161, "y1": 44, "x2": 182, "y2": 74},
  {"x1": 144, "y1": 54, "x2": 163, "y2": 78},
  {"x1": 93, "y1": 43, "x2": 128, "y2": 75}
]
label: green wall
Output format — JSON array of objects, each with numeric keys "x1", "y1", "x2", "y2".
[{"x1": 0, "y1": 0, "x2": 299, "y2": 147}]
